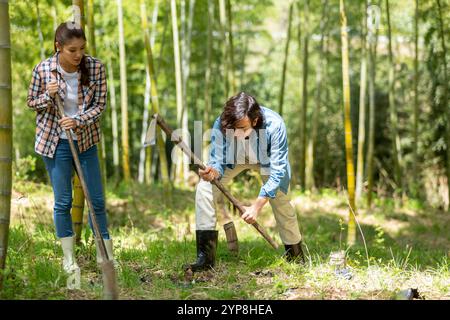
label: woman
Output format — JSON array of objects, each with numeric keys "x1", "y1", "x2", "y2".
[{"x1": 27, "y1": 22, "x2": 115, "y2": 289}]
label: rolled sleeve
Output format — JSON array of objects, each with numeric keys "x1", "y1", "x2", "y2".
[
  {"x1": 27, "y1": 66, "x2": 54, "y2": 111},
  {"x1": 259, "y1": 122, "x2": 289, "y2": 199}
]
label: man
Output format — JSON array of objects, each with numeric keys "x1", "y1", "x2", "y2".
[{"x1": 187, "y1": 92, "x2": 305, "y2": 272}]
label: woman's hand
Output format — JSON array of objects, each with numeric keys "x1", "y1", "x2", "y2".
[
  {"x1": 58, "y1": 117, "x2": 77, "y2": 130},
  {"x1": 47, "y1": 80, "x2": 58, "y2": 98}
]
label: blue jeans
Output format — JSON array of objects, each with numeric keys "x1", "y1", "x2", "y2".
[{"x1": 42, "y1": 139, "x2": 110, "y2": 239}]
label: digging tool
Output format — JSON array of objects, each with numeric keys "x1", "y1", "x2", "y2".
[
  {"x1": 145, "y1": 114, "x2": 279, "y2": 250},
  {"x1": 54, "y1": 95, "x2": 119, "y2": 300}
]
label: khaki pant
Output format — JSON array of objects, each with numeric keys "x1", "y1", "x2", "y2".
[{"x1": 195, "y1": 164, "x2": 302, "y2": 245}]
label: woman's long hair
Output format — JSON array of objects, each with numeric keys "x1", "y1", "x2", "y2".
[{"x1": 54, "y1": 22, "x2": 89, "y2": 86}]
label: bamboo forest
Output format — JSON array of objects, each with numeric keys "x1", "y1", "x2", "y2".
[{"x1": 0, "y1": 0, "x2": 449, "y2": 301}]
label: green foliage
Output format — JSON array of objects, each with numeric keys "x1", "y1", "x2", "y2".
[
  {"x1": 3, "y1": 181, "x2": 450, "y2": 299},
  {"x1": 4, "y1": 0, "x2": 450, "y2": 300},
  {"x1": 12, "y1": 155, "x2": 37, "y2": 182},
  {"x1": 7, "y1": 0, "x2": 449, "y2": 208}
]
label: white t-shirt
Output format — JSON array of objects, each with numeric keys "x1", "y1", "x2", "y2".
[{"x1": 57, "y1": 63, "x2": 78, "y2": 140}]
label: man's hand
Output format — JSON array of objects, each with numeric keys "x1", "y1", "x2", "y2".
[
  {"x1": 47, "y1": 80, "x2": 58, "y2": 98},
  {"x1": 199, "y1": 166, "x2": 220, "y2": 182},
  {"x1": 58, "y1": 117, "x2": 77, "y2": 130},
  {"x1": 241, "y1": 197, "x2": 269, "y2": 224}
]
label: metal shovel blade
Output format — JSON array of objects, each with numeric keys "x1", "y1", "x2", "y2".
[{"x1": 143, "y1": 117, "x2": 157, "y2": 147}]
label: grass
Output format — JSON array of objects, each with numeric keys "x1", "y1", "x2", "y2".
[{"x1": 1, "y1": 179, "x2": 449, "y2": 300}]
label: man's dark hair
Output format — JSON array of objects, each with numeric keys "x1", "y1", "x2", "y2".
[{"x1": 220, "y1": 92, "x2": 264, "y2": 133}]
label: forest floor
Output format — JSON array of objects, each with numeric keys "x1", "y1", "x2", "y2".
[{"x1": 2, "y1": 177, "x2": 449, "y2": 300}]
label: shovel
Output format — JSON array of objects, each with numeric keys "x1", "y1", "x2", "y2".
[
  {"x1": 54, "y1": 95, "x2": 119, "y2": 300},
  {"x1": 144, "y1": 114, "x2": 279, "y2": 250}
]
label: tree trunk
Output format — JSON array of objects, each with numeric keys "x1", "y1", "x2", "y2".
[
  {"x1": 0, "y1": 0, "x2": 12, "y2": 290},
  {"x1": 117, "y1": 0, "x2": 131, "y2": 182},
  {"x1": 305, "y1": 0, "x2": 328, "y2": 191},
  {"x1": 141, "y1": 0, "x2": 172, "y2": 198},
  {"x1": 340, "y1": 0, "x2": 357, "y2": 245},
  {"x1": 356, "y1": 1, "x2": 368, "y2": 202},
  {"x1": 278, "y1": 2, "x2": 294, "y2": 117},
  {"x1": 436, "y1": 0, "x2": 449, "y2": 210},
  {"x1": 386, "y1": 0, "x2": 402, "y2": 201}
]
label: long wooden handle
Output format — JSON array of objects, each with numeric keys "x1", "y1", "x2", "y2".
[
  {"x1": 153, "y1": 114, "x2": 279, "y2": 250},
  {"x1": 55, "y1": 95, "x2": 118, "y2": 299}
]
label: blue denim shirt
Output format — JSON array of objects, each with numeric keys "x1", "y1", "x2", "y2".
[{"x1": 208, "y1": 106, "x2": 291, "y2": 199}]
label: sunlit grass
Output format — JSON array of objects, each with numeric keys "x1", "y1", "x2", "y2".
[{"x1": 2, "y1": 181, "x2": 449, "y2": 300}]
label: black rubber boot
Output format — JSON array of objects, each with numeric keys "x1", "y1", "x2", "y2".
[
  {"x1": 284, "y1": 241, "x2": 306, "y2": 264},
  {"x1": 187, "y1": 230, "x2": 219, "y2": 272}
]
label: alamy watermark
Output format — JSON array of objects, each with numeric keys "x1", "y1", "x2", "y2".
[{"x1": 145, "y1": 119, "x2": 282, "y2": 176}]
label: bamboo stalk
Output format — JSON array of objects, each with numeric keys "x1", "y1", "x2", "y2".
[
  {"x1": 87, "y1": 0, "x2": 107, "y2": 192},
  {"x1": 71, "y1": 176, "x2": 84, "y2": 245},
  {"x1": 141, "y1": 0, "x2": 172, "y2": 199},
  {"x1": 340, "y1": 0, "x2": 357, "y2": 245},
  {"x1": 0, "y1": 0, "x2": 12, "y2": 290},
  {"x1": 356, "y1": 0, "x2": 368, "y2": 202},
  {"x1": 203, "y1": 0, "x2": 213, "y2": 163},
  {"x1": 278, "y1": 1, "x2": 293, "y2": 117},
  {"x1": 117, "y1": 0, "x2": 131, "y2": 182},
  {"x1": 153, "y1": 114, "x2": 279, "y2": 250},
  {"x1": 298, "y1": 0, "x2": 309, "y2": 190},
  {"x1": 386, "y1": 0, "x2": 402, "y2": 199},
  {"x1": 225, "y1": 0, "x2": 236, "y2": 94},
  {"x1": 180, "y1": 0, "x2": 195, "y2": 185},
  {"x1": 171, "y1": 0, "x2": 186, "y2": 186},
  {"x1": 412, "y1": 0, "x2": 419, "y2": 197},
  {"x1": 99, "y1": 0, "x2": 120, "y2": 181},
  {"x1": 73, "y1": 0, "x2": 86, "y2": 29},
  {"x1": 35, "y1": 0, "x2": 45, "y2": 61},
  {"x1": 305, "y1": 0, "x2": 328, "y2": 191},
  {"x1": 436, "y1": 0, "x2": 449, "y2": 211},
  {"x1": 366, "y1": 2, "x2": 379, "y2": 207},
  {"x1": 71, "y1": 0, "x2": 86, "y2": 246}
]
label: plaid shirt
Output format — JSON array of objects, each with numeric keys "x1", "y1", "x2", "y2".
[{"x1": 27, "y1": 52, "x2": 107, "y2": 158}]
